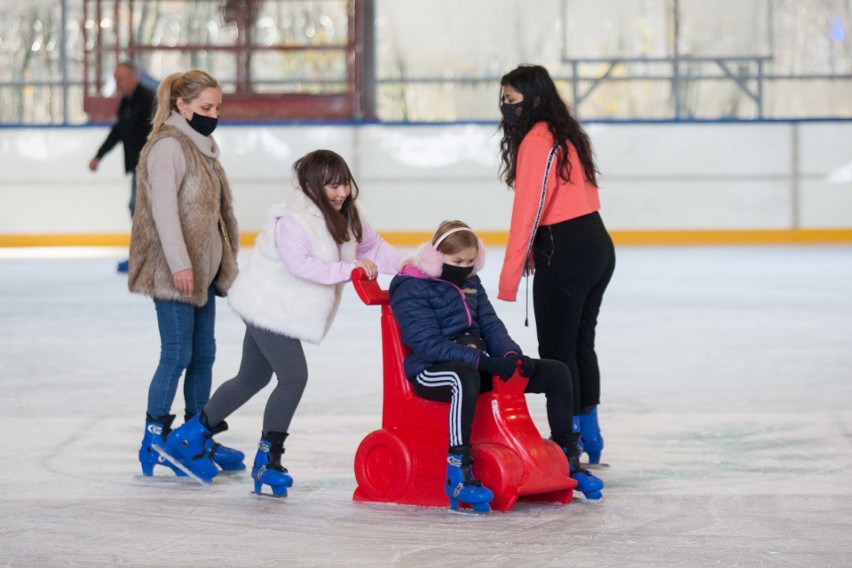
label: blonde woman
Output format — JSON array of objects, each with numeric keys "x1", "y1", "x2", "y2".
[{"x1": 128, "y1": 69, "x2": 243, "y2": 477}]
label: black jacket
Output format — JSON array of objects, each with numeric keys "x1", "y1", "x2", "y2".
[{"x1": 96, "y1": 84, "x2": 156, "y2": 173}]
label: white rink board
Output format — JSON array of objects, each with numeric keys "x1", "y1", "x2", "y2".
[{"x1": 1, "y1": 121, "x2": 851, "y2": 236}]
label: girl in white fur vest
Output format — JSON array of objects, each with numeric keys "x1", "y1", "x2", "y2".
[{"x1": 159, "y1": 149, "x2": 409, "y2": 496}]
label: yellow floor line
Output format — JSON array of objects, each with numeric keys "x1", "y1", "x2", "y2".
[{"x1": 1, "y1": 229, "x2": 851, "y2": 248}]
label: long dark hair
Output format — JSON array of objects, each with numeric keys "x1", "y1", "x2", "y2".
[
  {"x1": 293, "y1": 149, "x2": 363, "y2": 244},
  {"x1": 498, "y1": 64, "x2": 598, "y2": 188}
]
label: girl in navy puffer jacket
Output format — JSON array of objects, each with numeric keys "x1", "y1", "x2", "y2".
[{"x1": 389, "y1": 220, "x2": 604, "y2": 511}]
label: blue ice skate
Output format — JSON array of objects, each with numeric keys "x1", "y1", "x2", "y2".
[
  {"x1": 139, "y1": 415, "x2": 187, "y2": 477},
  {"x1": 206, "y1": 438, "x2": 246, "y2": 472},
  {"x1": 578, "y1": 406, "x2": 604, "y2": 465},
  {"x1": 572, "y1": 415, "x2": 584, "y2": 453},
  {"x1": 570, "y1": 464, "x2": 604, "y2": 500},
  {"x1": 251, "y1": 433, "x2": 293, "y2": 498},
  {"x1": 446, "y1": 446, "x2": 493, "y2": 513},
  {"x1": 157, "y1": 414, "x2": 218, "y2": 484},
  {"x1": 556, "y1": 433, "x2": 604, "y2": 500},
  {"x1": 185, "y1": 412, "x2": 246, "y2": 472}
]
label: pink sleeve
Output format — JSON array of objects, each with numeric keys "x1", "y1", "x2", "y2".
[
  {"x1": 275, "y1": 218, "x2": 355, "y2": 285},
  {"x1": 356, "y1": 222, "x2": 408, "y2": 275}
]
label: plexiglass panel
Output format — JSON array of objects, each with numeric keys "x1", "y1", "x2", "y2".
[{"x1": 1, "y1": 0, "x2": 851, "y2": 124}]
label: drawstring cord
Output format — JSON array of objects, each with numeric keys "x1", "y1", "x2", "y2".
[{"x1": 520, "y1": 143, "x2": 558, "y2": 329}]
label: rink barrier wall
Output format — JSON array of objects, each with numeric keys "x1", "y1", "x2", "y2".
[
  {"x1": 2, "y1": 229, "x2": 851, "y2": 248},
  {"x1": 2, "y1": 120, "x2": 851, "y2": 247}
]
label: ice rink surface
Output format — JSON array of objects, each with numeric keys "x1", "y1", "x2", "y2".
[{"x1": 1, "y1": 245, "x2": 851, "y2": 567}]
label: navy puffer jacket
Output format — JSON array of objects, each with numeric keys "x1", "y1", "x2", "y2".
[{"x1": 389, "y1": 263, "x2": 521, "y2": 379}]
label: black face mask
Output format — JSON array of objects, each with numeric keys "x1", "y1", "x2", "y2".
[
  {"x1": 186, "y1": 113, "x2": 218, "y2": 136},
  {"x1": 501, "y1": 101, "x2": 524, "y2": 126},
  {"x1": 440, "y1": 264, "x2": 473, "y2": 286}
]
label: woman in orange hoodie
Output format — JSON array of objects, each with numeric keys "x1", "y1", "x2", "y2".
[{"x1": 497, "y1": 64, "x2": 615, "y2": 465}]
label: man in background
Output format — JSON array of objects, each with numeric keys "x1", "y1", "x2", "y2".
[{"x1": 89, "y1": 61, "x2": 156, "y2": 273}]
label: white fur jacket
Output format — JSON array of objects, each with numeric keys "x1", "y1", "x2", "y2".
[{"x1": 227, "y1": 190, "x2": 358, "y2": 344}]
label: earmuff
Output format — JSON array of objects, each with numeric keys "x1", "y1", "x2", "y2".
[{"x1": 414, "y1": 227, "x2": 486, "y2": 278}]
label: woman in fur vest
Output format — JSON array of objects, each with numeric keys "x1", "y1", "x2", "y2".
[
  {"x1": 388, "y1": 220, "x2": 604, "y2": 511},
  {"x1": 160, "y1": 149, "x2": 409, "y2": 496},
  {"x1": 129, "y1": 69, "x2": 244, "y2": 478}
]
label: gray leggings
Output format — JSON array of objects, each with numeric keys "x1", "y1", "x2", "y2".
[{"x1": 203, "y1": 323, "x2": 308, "y2": 436}]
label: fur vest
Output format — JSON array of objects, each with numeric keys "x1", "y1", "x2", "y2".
[
  {"x1": 227, "y1": 190, "x2": 358, "y2": 344},
  {"x1": 128, "y1": 126, "x2": 239, "y2": 306}
]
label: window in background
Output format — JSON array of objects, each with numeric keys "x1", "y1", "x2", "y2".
[
  {"x1": 82, "y1": 0, "x2": 360, "y2": 122},
  {"x1": 0, "y1": 0, "x2": 850, "y2": 125},
  {"x1": 0, "y1": 0, "x2": 86, "y2": 124}
]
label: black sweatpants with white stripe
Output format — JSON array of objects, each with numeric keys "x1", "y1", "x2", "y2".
[{"x1": 412, "y1": 358, "x2": 574, "y2": 449}]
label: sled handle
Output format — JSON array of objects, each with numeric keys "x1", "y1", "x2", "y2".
[{"x1": 351, "y1": 268, "x2": 389, "y2": 306}]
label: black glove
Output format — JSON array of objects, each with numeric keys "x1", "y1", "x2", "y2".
[
  {"x1": 478, "y1": 355, "x2": 517, "y2": 382},
  {"x1": 506, "y1": 353, "x2": 535, "y2": 378}
]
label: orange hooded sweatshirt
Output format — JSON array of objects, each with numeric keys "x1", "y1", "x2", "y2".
[{"x1": 498, "y1": 122, "x2": 601, "y2": 301}]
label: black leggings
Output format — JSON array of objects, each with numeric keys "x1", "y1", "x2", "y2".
[
  {"x1": 533, "y1": 211, "x2": 615, "y2": 413},
  {"x1": 412, "y1": 359, "x2": 574, "y2": 449}
]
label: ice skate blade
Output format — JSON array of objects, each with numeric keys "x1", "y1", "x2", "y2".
[
  {"x1": 578, "y1": 492, "x2": 604, "y2": 502},
  {"x1": 251, "y1": 490, "x2": 288, "y2": 500},
  {"x1": 132, "y1": 474, "x2": 198, "y2": 485},
  {"x1": 151, "y1": 443, "x2": 212, "y2": 486},
  {"x1": 448, "y1": 505, "x2": 492, "y2": 515},
  {"x1": 584, "y1": 462, "x2": 610, "y2": 470}
]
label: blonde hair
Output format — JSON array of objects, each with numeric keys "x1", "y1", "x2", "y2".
[
  {"x1": 150, "y1": 70, "x2": 220, "y2": 137},
  {"x1": 432, "y1": 220, "x2": 479, "y2": 255}
]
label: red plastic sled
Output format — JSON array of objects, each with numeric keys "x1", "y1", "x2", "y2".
[{"x1": 351, "y1": 269, "x2": 576, "y2": 512}]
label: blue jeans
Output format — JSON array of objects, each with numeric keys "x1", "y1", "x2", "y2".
[{"x1": 147, "y1": 288, "x2": 216, "y2": 419}]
